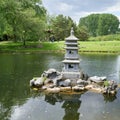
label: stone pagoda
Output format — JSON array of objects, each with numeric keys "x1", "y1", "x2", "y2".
[{"x1": 62, "y1": 27, "x2": 81, "y2": 79}]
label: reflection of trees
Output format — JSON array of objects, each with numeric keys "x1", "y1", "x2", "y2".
[
  {"x1": 45, "y1": 93, "x2": 82, "y2": 120},
  {"x1": 0, "y1": 53, "x2": 63, "y2": 120},
  {"x1": 45, "y1": 93, "x2": 63, "y2": 105},
  {"x1": 103, "y1": 94, "x2": 117, "y2": 103}
]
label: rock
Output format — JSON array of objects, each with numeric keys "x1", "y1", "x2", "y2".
[
  {"x1": 77, "y1": 79, "x2": 89, "y2": 86},
  {"x1": 34, "y1": 77, "x2": 44, "y2": 87},
  {"x1": 48, "y1": 84, "x2": 55, "y2": 88},
  {"x1": 44, "y1": 78, "x2": 53, "y2": 85},
  {"x1": 110, "y1": 90, "x2": 116, "y2": 95},
  {"x1": 52, "y1": 74, "x2": 63, "y2": 86},
  {"x1": 46, "y1": 87, "x2": 60, "y2": 93},
  {"x1": 59, "y1": 79, "x2": 71, "y2": 87},
  {"x1": 85, "y1": 84, "x2": 94, "y2": 90},
  {"x1": 42, "y1": 86, "x2": 47, "y2": 90},
  {"x1": 60, "y1": 87, "x2": 72, "y2": 92},
  {"x1": 90, "y1": 87, "x2": 102, "y2": 93},
  {"x1": 42, "y1": 68, "x2": 61, "y2": 79},
  {"x1": 72, "y1": 86, "x2": 85, "y2": 92},
  {"x1": 80, "y1": 71, "x2": 89, "y2": 80},
  {"x1": 29, "y1": 68, "x2": 119, "y2": 95},
  {"x1": 85, "y1": 84, "x2": 102, "y2": 93},
  {"x1": 88, "y1": 76, "x2": 107, "y2": 83},
  {"x1": 71, "y1": 79, "x2": 77, "y2": 86},
  {"x1": 30, "y1": 79, "x2": 35, "y2": 87}
]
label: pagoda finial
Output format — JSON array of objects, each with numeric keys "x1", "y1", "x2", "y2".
[{"x1": 70, "y1": 27, "x2": 74, "y2": 36}]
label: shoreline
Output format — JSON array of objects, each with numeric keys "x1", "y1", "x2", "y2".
[
  {"x1": 0, "y1": 41, "x2": 120, "y2": 55},
  {"x1": 0, "y1": 50, "x2": 120, "y2": 55}
]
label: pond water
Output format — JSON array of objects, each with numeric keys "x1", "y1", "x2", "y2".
[{"x1": 0, "y1": 53, "x2": 120, "y2": 120}]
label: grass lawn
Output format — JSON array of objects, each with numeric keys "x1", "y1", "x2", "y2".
[
  {"x1": 79, "y1": 41, "x2": 120, "y2": 53},
  {"x1": 0, "y1": 41, "x2": 120, "y2": 54}
]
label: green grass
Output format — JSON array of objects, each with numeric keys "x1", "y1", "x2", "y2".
[
  {"x1": 79, "y1": 41, "x2": 120, "y2": 53},
  {"x1": 0, "y1": 41, "x2": 64, "y2": 53},
  {"x1": 0, "y1": 40, "x2": 120, "y2": 54},
  {"x1": 89, "y1": 34, "x2": 120, "y2": 41}
]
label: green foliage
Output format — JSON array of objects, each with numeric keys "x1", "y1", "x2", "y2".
[
  {"x1": 89, "y1": 34, "x2": 120, "y2": 41},
  {"x1": 50, "y1": 15, "x2": 76, "y2": 41},
  {"x1": 0, "y1": 0, "x2": 120, "y2": 45},
  {"x1": 97, "y1": 14, "x2": 119, "y2": 35},
  {"x1": 76, "y1": 26, "x2": 89, "y2": 41},
  {"x1": 79, "y1": 14, "x2": 99, "y2": 36},
  {"x1": 79, "y1": 13, "x2": 119, "y2": 37},
  {"x1": 79, "y1": 41, "x2": 120, "y2": 53},
  {"x1": 0, "y1": 0, "x2": 47, "y2": 44}
]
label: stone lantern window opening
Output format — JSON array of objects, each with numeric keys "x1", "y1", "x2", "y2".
[
  {"x1": 68, "y1": 64, "x2": 74, "y2": 69},
  {"x1": 69, "y1": 50, "x2": 74, "y2": 54}
]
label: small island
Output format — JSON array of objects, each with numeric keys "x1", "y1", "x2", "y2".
[{"x1": 30, "y1": 28, "x2": 118, "y2": 95}]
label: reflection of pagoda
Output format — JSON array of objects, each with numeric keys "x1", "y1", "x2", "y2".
[
  {"x1": 62, "y1": 95, "x2": 81, "y2": 120},
  {"x1": 44, "y1": 93, "x2": 81, "y2": 120},
  {"x1": 62, "y1": 27, "x2": 81, "y2": 79}
]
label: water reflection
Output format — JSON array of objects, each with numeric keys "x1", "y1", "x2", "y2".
[
  {"x1": 0, "y1": 53, "x2": 120, "y2": 120},
  {"x1": 62, "y1": 95, "x2": 81, "y2": 120},
  {"x1": 9, "y1": 91, "x2": 120, "y2": 120},
  {"x1": 103, "y1": 94, "x2": 117, "y2": 103},
  {"x1": 80, "y1": 54, "x2": 120, "y2": 83},
  {"x1": 45, "y1": 93, "x2": 82, "y2": 120}
]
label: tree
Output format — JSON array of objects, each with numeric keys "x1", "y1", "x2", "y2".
[
  {"x1": 0, "y1": 0, "x2": 47, "y2": 44},
  {"x1": 50, "y1": 14, "x2": 76, "y2": 41},
  {"x1": 76, "y1": 26, "x2": 89, "y2": 41},
  {"x1": 97, "y1": 14, "x2": 119, "y2": 35},
  {"x1": 79, "y1": 13, "x2": 119, "y2": 36}
]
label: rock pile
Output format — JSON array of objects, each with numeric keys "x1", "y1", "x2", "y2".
[{"x1": 30, "y1": 68, "x2": 118, "y2": 94}]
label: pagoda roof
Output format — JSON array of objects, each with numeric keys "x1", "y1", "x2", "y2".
[
  {"x1": 65, "y1": 47, "x2": 78, "y2": 50},
  {"x1": 62, "y1": 60, "x2": 80, "y2": 63},
  {"x1": 65, "y1": 42, "x2": 78, "y2": 45},
  {"x1": 65, "y1": 27, "x2": 78, "y2": 41},
  {"x1": 65, "y1": 35, "x2": 78, "y2": 41}
]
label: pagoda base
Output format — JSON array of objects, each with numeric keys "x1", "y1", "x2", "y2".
[{"x1": 62, "y1": 71, "x2": 81, "y2": 80}]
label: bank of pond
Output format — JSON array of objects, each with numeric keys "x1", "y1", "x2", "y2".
[{"x1": 0, "y1": 41, "x2": 120, "y2": 54}]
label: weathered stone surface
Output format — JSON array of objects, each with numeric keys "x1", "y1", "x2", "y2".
[
  {"x1": 59, "y1": 79, "x2": 71, "y2": 87},
  {"x1": 42, "y1": 68, "x2": 61, "y2": 79},
  {"x1": 60, "y1": 87, "x2": 72, "y2": 92},
  {"x1": 88, "y1": 76, "x2": 107, "y2": 83},
  {"x1": 77, "y1": 79, "x2": 88, "y2": 86},
  {"x1": 30, "y1": 77, "x2": 44, "y2": 87},
  {"x1": 30, "y1": 79, "x2": 35, "y2": 87},
  {"x1": 72, "y1": 86, "x2": 85, "y2": 92},
  {"x1": 52, "y1": 74, "x2": 63, "y2": 86},
  {"x1": 79, "y1": 71, "x2": 89, "y2": 80},
  {"x1": 42, "y1": 86, "x2": 47, "y2": 90},
  {"x1": 30, "y1": 69, "x2": 118, "y2": 95},
  {"x1": 85, "y1": 84, "x2": 102, "y2": 93},
  {"x1": 85, "y1": 84, "x2": 94, "y2": 90},
  {"x1": 44, "y1": 79, "x2": 53, "y2": 85},
  {"x1": 34, "y1": 77, "x2": 44, "y2": 86},
  {"x1": 46, "y1": 87, "x2": 60, "y2": 93}
]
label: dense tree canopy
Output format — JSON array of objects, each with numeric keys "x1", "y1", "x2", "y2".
[
  {"x1": 0, "y1": 0, "x2": 46, "y2": 44},
  {"x1": 0, "y1": 0, "x2": 120, "y2": 42},
  {"x1": 50, "y1": 15, "x2": 76, "y2": 41},
  {"x1": 79, "y1": 13, "x2": 119, "y2": 36}
]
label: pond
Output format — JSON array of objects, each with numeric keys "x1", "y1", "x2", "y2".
[{"x1": 0, "y1": 53, "x2": 120, "y2": 120}]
